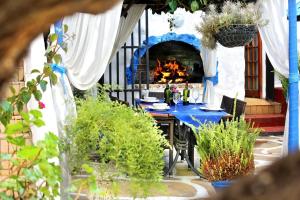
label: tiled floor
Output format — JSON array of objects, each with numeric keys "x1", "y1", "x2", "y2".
[{"x1": 80, "y1": 136, "x2": 283, "y2": 200}]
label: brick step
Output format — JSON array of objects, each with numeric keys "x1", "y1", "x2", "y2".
[
  {"x1": 245, "y1": 114, "x2": 286, "y2": 127},
  {"x1": 260, "y1": 126, "x2": 285, "y2": 135}
]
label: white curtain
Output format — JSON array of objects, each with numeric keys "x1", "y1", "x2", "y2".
[
  {"x1": 257, "y1": 0, "x2": 293, "y2": 155},
  {"x1": 201, "y1": 47, "x2": 218, "y2": 106},
  {"x1": 109, "y1": 4, "x2": 146, "y2": 63},
  {"x1": 258, "y1": 0, "x2": 289, "y2": 77},
  {"x1": 24, "y1": 2, "x2": 123, "y2": 197},
  {"x1": 215, "y1": 45, "x2": 245, "y2": 104},
  {"x1": 62, "y1": 1, "x2": 123, "y2": 90}
]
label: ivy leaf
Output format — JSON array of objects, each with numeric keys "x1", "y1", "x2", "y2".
[
  {"x1": 53, "y1": 54, "x2": 62, "y2": 64},
  {"x1": 61, "y1": 42, "x2": 68, "y2": 52},
  {"x1": 33, "y1": 90, "x2": 42, "y2": 101},
  {"x1": 30, "y1": 110, "x2": 42, "y2": 119},
  {"x1": 64, "y1": 24, "x2": 68, "y2": 33},
  {"x1": 36, "y1": 75, "x2": 42, "y2": 83},
  {"x1": 5, "y1": 122, "x2": 25, "y2": 135},
  {"x1": 20, "y1": 91, "x2": 31, "y2": 104},
  {"x1": 43, "y1": 66, "x2": 52, "y2": 77},
  {"x1": 50, "y1": 33, "x2": 58, "y2": 43},
  {"x1": 32, "y1": 119, "x2": 45, "y2": 127},
  {"x1": 40, "y1": 80, "x2": 48, "y2": 92},
  {"x1": 1, "y1": 101, "x2": 13, "y2": 113},
  {"x1": 23, "y1": 168, "x2": 39, "y2": 182},
  {"x1": 26, "y1": 80, "x2": 35, "y2": 89},
  {"x1": 16, "y1": 101, "x2": 24, "y2": 113},
  {"x1": 168, "y1": 0, "x2": 177, "y2": 12},
  {"x1": 17, "y1": 146, "x2": 41, "y2": 160},
  {"x1": 31, "y1": 69, "x2": 40, "y2": 74},
  {"x1": 7, "y1": 96, "x2": 16, "y2": 103},
  {"x1": 20, "y1": 112, "x2": 30, "y2": 122},
  {"x1": 50, "y1": 73, "x2": 58, "y2": 85},
  {"x1": 6, "y1": 136, "x2": 26, "y2": 146},
  {"x1": 191, "y1": 0, "x2": 200, "y2": 12}
]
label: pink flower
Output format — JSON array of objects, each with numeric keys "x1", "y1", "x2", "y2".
[
  {"x1": 171, "y1": 86, "x2": 178, "y2": 93},
  {"x1": 38, "y1": 101, "x2": 45, "y2": 109}
]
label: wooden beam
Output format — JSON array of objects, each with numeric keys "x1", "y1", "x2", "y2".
[{"x1": 0, "y1": 0, "x2": 119, "y2": 97}]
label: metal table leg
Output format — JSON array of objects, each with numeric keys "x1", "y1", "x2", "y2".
[{"x1": 164, "y1": 123, "x2": 205, "y2": 178}]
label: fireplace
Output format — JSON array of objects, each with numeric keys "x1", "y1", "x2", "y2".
[{"x1": 136, "y1": 40, "x2": 204, "y2": 84}]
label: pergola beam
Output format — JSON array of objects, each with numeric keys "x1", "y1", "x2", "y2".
[{"x1": 0, "y1": 0, "x2": 119, "y2": 98}]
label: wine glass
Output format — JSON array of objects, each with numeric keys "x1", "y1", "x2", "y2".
[
  {"x1": 173, "y1": 92, "x2": 181, "y2": 112},
  {"x1": 192, "y1": 88, "x2": 200, "y2": 104}
]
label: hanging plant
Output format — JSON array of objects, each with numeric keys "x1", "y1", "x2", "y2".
[
  {"x1": 165, "y1": 0, "x2": 257, "y2": 13},
  {"x1": 196, "y1": 1, "x2": 267, "y2": 49}
]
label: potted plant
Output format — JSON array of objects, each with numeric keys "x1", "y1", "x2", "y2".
[
  {"x1": 196, "y1": 1, "x2": 267, "y2": 49},
  {"x1": 192, "y1": 100, "x2": 260, "y2": 190}
]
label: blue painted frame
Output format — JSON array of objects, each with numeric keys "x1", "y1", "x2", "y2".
[
  {"x1": 126, "y1": 32, "x2": 201, "y2": 84},
  {"x1": 288, "y1": 0, "x2": 299, "y2": 153}
]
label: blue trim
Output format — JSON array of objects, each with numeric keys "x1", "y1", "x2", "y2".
[
  {"x1": 54, "y1": 19, "x2": 64, "y2": 45},
  {"x1": 288, "y1": 0, "x2": 299, "y2": 153},
  {"x1": 51, "y1": 63, "x2": 67, "y2": 75},
  {"x1": 51, "y1": 64, "x2": 68, "y2": 95},
  {"x1": 126, "y1": 32, "x2": 201, "y2": 84},
  {"x1": 203, "y1": 61, "x2": 219, "y2": 99}
]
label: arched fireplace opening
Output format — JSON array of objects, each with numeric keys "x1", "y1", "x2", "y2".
[{"x1": 137, "y1": 41, "x2": 204, "y2": 84}]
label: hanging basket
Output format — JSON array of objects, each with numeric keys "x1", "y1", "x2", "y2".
[{"x1": 215, "y1": 24, "x2": 258, "y2": 48}]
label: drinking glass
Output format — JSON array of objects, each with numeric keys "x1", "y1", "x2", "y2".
[
  {"x1": 173, "y1": 92, "x2": 181, "y2": 112},
  {"x1": 192, "y1": 88, "x2": 200, "y2": 104}
]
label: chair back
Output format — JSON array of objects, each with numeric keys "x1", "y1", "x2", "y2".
[
  {"x1": 221, "y1": 95, "x2": 234, "y2": 114},
  {"x1": 221, "y1": 95, "x2": 247, "y2": 120},
  {"x1": 233, "y1": 99, "x2": 247, "y2": 119},
  {"x1": 149, "y1": 92, "x2": 164, "y2": 99}
]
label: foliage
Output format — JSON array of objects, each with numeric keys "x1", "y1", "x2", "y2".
[
  {"x1": 0, "y1": 111, "x2": 61, "y2": 199},
  {"x1": 196, "y1": 1, "x2": 267, "y2": 49},
  {"x1": 274, "y1": 55, "x2": 300, "y2": 99},
  {"x1": 165, "y1": 0, "x2": 256, "y2": 13},
  {"x1": 0, "y1": 24, "x2": 76, "y2": 199},
  {"x1": 192, "y1": 99, "x2": 260, "y2": 181},
  {"x1": 66, "y1": 87, "x2": 168, "y2": 198}
]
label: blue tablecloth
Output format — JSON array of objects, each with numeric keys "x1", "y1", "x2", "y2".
[{"x1": 136, "y1": 99, "x2": 227, "y2": 128}]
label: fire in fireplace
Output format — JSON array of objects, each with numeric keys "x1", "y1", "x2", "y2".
[
  {"x1": 153, "y1": 58, "x2": 189, "y2": 83},
  {"x1": 136, "y1": 39, "x2": 204, "y2": 84}
]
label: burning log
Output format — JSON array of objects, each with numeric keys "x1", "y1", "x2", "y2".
[{"x1": 153, "y1": 58, "x2": 189, "y2": 83}]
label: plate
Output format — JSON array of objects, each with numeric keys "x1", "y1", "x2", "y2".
[
  {"x1": 140, "y1": 98, "x2": 160, "y2": 103},
  {"x1": 148, "y1": 106, "x2": 170, "y2": 111},
  {"x1": 199, "y1": 106, "x2": 224, "y2": 111}
]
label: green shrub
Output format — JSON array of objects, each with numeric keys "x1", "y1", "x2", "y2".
[{"x1": 66, "y1": 92, "x2": 168, "y2": 197}]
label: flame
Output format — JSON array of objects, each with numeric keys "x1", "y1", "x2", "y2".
[{"x1": 153, "y1": 58, "x2": 188, "y2": 83}]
